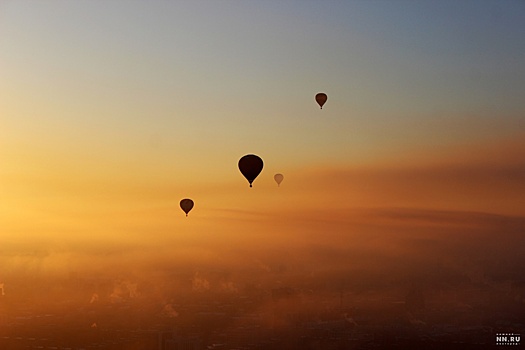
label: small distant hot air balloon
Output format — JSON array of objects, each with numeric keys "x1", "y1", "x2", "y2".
[
  {"x1": 274, "y1": 173, "x2": 284, "y2": 187},
  {"x1": 180, "y1": 198, "x2": 194, "y2": 217},
  {"x1": 315, "y1": 93, "x2": 327, "y2": 109},
  {"x1": 238, "y1": 154, "x2": 263, "y2": 187}
]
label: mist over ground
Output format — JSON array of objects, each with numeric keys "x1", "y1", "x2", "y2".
[{"x1": 2, "y1": 206, "x2": 524, "y2": 311}]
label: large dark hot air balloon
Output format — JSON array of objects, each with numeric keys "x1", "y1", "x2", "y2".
[
  {"x1": 315, "y1": 93, "x2": 327, "y2": 109},
  {"x1": 238, "y1": 154, "x2": 263, "y2": 187},
  {"x1": 180, "y1": 198, "x2": 194, "y2": 217},
  {"x1": 274, "y1": 173, "x2": 284, "y2": 187}
]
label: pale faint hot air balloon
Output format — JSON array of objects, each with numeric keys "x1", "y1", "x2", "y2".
[
  {"x1": 180, "y1": 198, "x2": 194, "y2": 216},
  {"x1": 238, "y1": 154, "x2": 263, "y2": 187},
  {"x1": 315, "y1": 93, "x2": 327, "y2": 109},
  {"x1": 274, "y1": 173, "x2": 284, "y2": 187}
]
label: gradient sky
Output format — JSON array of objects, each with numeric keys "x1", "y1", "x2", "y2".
[{"x1": 1, "y1": 1, "x2": 524, "y2": 277}]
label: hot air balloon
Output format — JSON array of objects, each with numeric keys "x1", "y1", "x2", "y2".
[
  {"x1": 180, "y1": 198, "x2": 194, "y2": 216},
  {"x1": 274, "y1": 173, "x2": 284, "y2": 187},
  {"x1": 238, "y1": 154, "x2": 263, "y2": 187},
  {"x1": 315, "y1": 93, "x2": 327, "y2": 109}
]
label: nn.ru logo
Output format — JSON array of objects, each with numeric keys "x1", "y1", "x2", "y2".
[{"x1": 496, "y1": 333, "x2": 520, "y2": 346}]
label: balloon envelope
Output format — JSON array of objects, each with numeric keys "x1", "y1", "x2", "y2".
[
  {"x1": 274, "y1": 173, "x2": 284, "y2": 186},
  {"x1": 315, "y1": 93, "x2": 327, "y2": 109},
  {"x1": 238, "y1": 154, "x2": 263, "y2": 187},
  {"x1": 180, "y1": 198, "x2": 194, "y2": 216}
]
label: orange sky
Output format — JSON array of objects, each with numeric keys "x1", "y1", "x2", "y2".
[
  {"x1": 2, "y1": 132, "x2": 523, "y2": 248},
  {"x1": 1, "y1": 2, "x2": 525, "y2": 290}
]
